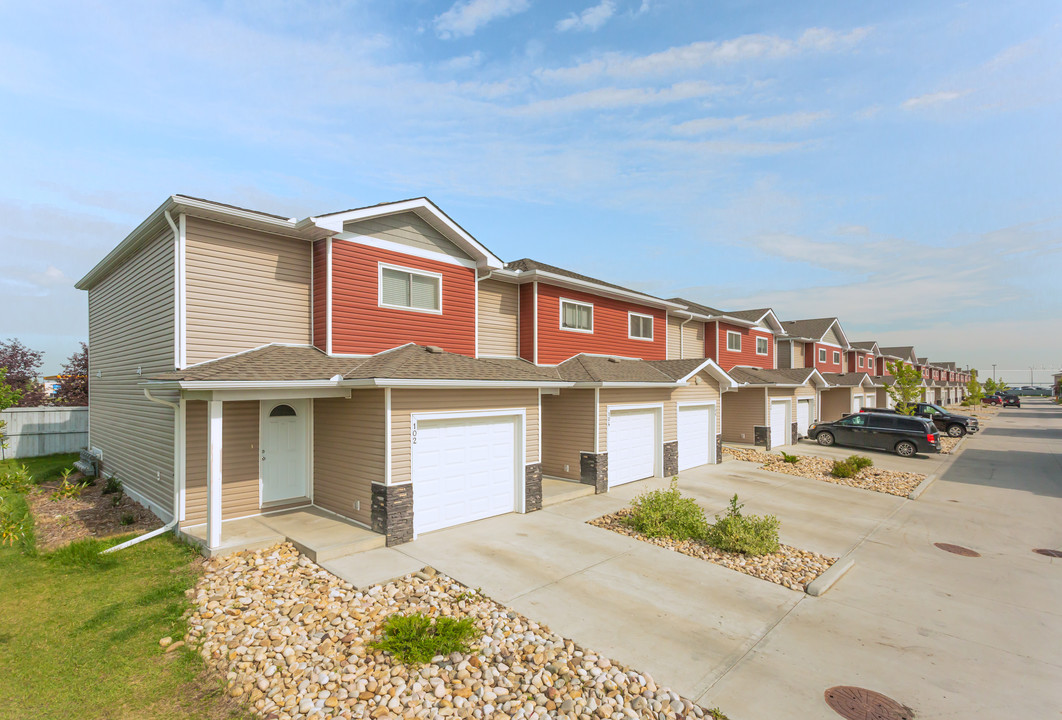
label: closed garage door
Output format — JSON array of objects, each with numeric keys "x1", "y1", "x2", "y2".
[
  {"x1": 797, "y1": 399, "x2": 811, "y2": 437},
  {"x1": 852, "y1": 394, "x2": 863, "y2": 413},
  {"x1": 411, "y1": 414, "x2": 519, "y2": 535},
  {"x1": 863, "y1": 394, "x2": 876, "y2": 408},
  {"x1": 678, "y1": 404, "x2": 715, "y2": 471},
  {"x1": 608, "y1": 408, "x2": 658, "y2": 487},
  {"x1": 769, "y1": 400, "x2": 789, "y2": 449}
]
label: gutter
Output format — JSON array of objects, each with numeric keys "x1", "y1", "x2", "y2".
[{"x1": 105, "y1": 388, "x2": 181, "y2": 553}]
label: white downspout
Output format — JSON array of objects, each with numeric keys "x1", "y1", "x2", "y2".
[
  {"x1": 675, "y1": 311, "x2": 693, "y2": 358},
  {"x1": 104, "y1": 388, "x2": 180, "y2": 553}
]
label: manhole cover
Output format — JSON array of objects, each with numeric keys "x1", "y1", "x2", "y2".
[
  {"x1": 934, "y1": 542, "x2": 981, "y2": 557},
  {"x1": 1033, "y1": 548, "x2": 1062, "y2": 558},
  {"x1": 824, "y1": 686, "x2": 914, "y2": 720}
]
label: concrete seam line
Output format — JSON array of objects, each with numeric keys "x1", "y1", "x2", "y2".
[
  {"x1": 909, "y1": 429, "x2": 972, "y2": 499},
  {"x1": 506, "y1": 548, "x2": 634, "y2": 604},
  {"x1": 805, "y1": 556, "x2": 855, "y2": 597}
]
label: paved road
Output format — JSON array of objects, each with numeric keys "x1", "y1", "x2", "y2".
[{"x1": 327, "y1": 399, "x2": 1062, "y2": 719}]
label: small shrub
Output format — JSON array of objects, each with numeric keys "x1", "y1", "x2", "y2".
[
  {"x1": 110, "y1": 493, "x2": 123, "y2": 508},
  {"x1": 625, "y1": 479, "x2": 707, "y2": 540},
  {"x1": 780, "y1": 452, "x2": 800, "y2": 464},
  {"x1": 0, "y1": 495, "x2": 31, "y2": 547},
  {"x1": 0, "y1": 464, "x2": 33, "y2": 494},
  {"x1": 120, "y1": 512, "x2": 136, "y2": 526},
  {"x1": 370, "y1": 612, "x2": 476, "y2": 664},
  {"x1": 50, "y1": 479, "x2": 87, "y2": 501},
  {"x1": 102, "y1": 476, "x2": 122, "y2": 495},
  {"x1": 849, "y1": 455, "x2": 873, "y2": 471},
  {"x1": 703, "y1": 495, "x2": 780, "y2": 556},
  {"x1": 830, "y1": 460, "x2": 856, "y2": 478}
]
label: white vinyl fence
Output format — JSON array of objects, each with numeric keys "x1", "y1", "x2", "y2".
[{"x1": 0, "y1": 406, "x2": 88, "y2": 460}]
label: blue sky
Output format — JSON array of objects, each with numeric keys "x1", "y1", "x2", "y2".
[{"x1": 1, "y1": 0, "x2": 1059, "y2": 382}]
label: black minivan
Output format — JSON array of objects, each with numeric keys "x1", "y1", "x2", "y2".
[{"x1": 807, "y1": 412, "x2": 941, "y2": 457}]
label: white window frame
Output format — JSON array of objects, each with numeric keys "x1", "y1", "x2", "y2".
[
  {"x1": 818, "y1": 348, "x2": 827, "y2": 363},
  {"x1": 378, "y1": 262, "x2": 443, "y2": 315},
  {"x1": 628, "y1": 312, "x2": 654, "y2": 341},
  {"x1": 559, "y1": 298, "x2": 594, "y2": 333},
  {"x1": 858, "y1": 356, "x2": 864, "y2": 369},
  {"x1": 726, "y1": 331, "x2": 741, "y2": 352},
  {"x1": 755, "y1": 336, "x2": 769, "y2": 355},
  {"x1": 833, "y1": 351, "x2": 840, "y2": 364}
]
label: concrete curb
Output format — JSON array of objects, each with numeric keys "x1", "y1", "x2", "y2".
[
  {"x1": 805, "y1": 556, "x2": 855, "y2": 597},
  {"x1": 908, "y1": 432, "x2": 971, "y2": 500}
]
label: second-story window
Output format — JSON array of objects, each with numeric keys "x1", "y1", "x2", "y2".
[
  {"x1": 560, "y1": 299, "x2": 593, "y2": 332},
  {"x1": 727, "y1": 331, "x2": 741, "y2": 352},
  {"x1": 379, "y1": 264, "x2": 442, "y2": 313},
  {"x1": 858, "y1": 356, "x2": 864, "y2": 369},
  {"x1": 833, "y1": 351, "x2": 840, "y2": 364},
  {"x1": 755, "y1": 336, "x2": 768, "y2": 355},
  {"x1": 818, "y1": 348, "x2": 827, "y2": 363},
  {"x1": 628, "y1": 312, "x2": 654, "y2": 340}
]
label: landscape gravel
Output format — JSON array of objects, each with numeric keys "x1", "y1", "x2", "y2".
[
  {"x1": 185, "y1": 543, "x2": 724, "y2": 720},
  {"x1": 722, "y1": 447, "x2": 925, "y2": 497},
  {"x1": 589, "y1": 510, "x2": 836, "y2": 592}
]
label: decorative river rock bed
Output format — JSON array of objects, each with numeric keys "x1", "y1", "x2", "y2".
[
  {"x1": 185, "y1": 543, "x2": 724, "y2": 720},
  {"x1": 589, "y1": 510, "x2": 836, "y2": 592},
  {"x1": 722, "y1": 447, "x2": 925, "y2": 497}
]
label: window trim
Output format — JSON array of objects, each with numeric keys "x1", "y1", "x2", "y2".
[
  {"x1": 858, "y1": 356, "x2": 864, "y2": 369},
  {"x1": 377, "y1": 262, "x2": 443, "y2": 315},
  {"x1": 818, "y1": 348, "x2": 827, "y2": 363},
  {"x1": 832, "y1": 350, "x2": 841, "y2": 364},
  {"x1": 628, "y1": 311, "x2": 655, "y2": 341},
  {"x1": 559, "y1": 298, "x2": 594, "y2": 334},
  {"x1": 726, "y1": 331, "x2": 742, "y2": 352},
  {"x1": 755, "y1": 335, "x2": 769, "y2": 355}
]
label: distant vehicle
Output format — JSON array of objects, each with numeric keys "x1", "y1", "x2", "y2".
[
  {"x1": 808, "y1": 413, "x2": 941, "y2": 457},
  {"x1": 982, "y1": 394, "x2": 1003, "y2": 405},
  {"x1": 1001, "y1": 394, "x2": 1021, "y2": 407},
  {"x1": 862, "y1": 403, "x2": 979, "y2": 437}
]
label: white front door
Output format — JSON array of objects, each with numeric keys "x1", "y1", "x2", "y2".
[
  {"x1": 608, "y1": 408, "x2": 658, "y2": 487},
  {"x1": 852, "y1": 394, "x2": 863, "y2": 413},
  {"x1": 677, "y1": 404, "x2": 714, "y2": 471},
  {"x1": 412, "y1": 414, "x2": 519, "y2": 535},
  {"x1": 797, "y1": 399, "x2": 811, "y2": 437},
  {"x1": 863, "y1": 394, "x2": 876, "y2": 408},
  {"x1": 260, "y1": 399, "x2": 309, "y2": 504},
  {"x1": 769, "y1": 400, "x2": 789, "y2": 448}
]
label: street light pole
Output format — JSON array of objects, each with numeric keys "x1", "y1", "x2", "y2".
[{"x1": 992, "y1": 364, "x2": 997, "y2": 383}]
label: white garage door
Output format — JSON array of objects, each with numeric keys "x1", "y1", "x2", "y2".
[
  {"x1": 678, "y1": 404, "x2": 715, "y2": 471},
  {"x1": 852, "y1": 394, "x2": 863, "y2": 413},
  {"x1": 769, "y1": 400, "x2": 789, "y2": 449},
  {"x1": 797, "y1": 399, "x2": 811, "y2": 437},
  {"x1": 411, "y1": 414, "x2": 518, "y2": 535},
  {"x1": 608, "y1": 408, "x2": 658, "y2": 487},
  {"x1": 863, "y1": 394, "x2": 876, "y2": 408}
]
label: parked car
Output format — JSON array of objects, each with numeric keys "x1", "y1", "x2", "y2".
[
  {"x1": 808, "y1": 413, "x2": 941, "y2": 457},
  {"x1": 982, "y1": 394, "x2": 1003, "y2": 405},
  {"x1": 862, "y1": 403, "x2": 979, "y2": 437},
  {"x1": 1001, "y1": 394, "x2": 1021, "y2": 407}
]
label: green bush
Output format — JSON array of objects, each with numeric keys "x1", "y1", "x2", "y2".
[
  {"x1": 0, "y1": 464, "x2": 33, "y2": 494},
  {"x1": 370, "y1": 612, "x2": 477, "y2": 664},
  {"x1": 625, "y1": 479, "x2": 707, "y2": 540},
  {"x1": 831, "y1": 460, "x2": 856, "y2": 478},
  {"x1": 101, "y1": 476, "x2": 122, "y2": 495},
  {"x1": 120, "y1": 513, "x2": 135, "y2": 526},
  {"x1": 50, "y1": 479, "x2": 87, "y2": 501},
  {"x1": 849, "y1": 455, "x2": 873, "y2": 470},
  {"x1": 0, "y1": 494, "x2": 32, "y2": 548},
  {"x1": 703, "y1": 495, "x2": 780, "y2": 556},
  {"x1": 780, "y1": 452, "x2": 800, "y2": 464}
]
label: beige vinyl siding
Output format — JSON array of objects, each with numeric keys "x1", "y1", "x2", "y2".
[
  {"x1": 672, "y1": 375, "x2": 722, "y2": 434},
  {"x1": 721, "y1": 388, "x2": 766, "y2": 443},
  {"x1": 822, "y1": 325, "x2": 844, "y2": 347},
  {"x1": 598, "y1": 388, "x2": 677, "y2": 451},
  {"x1": 344, "y1": 212, "x2": 470, "y2": 262},
  {"x1": 390, "y1": 389, "x2": 540, "y2": 485},
  {"x1": 819, "y1": 387, "x2": 853, "y2": 422},
  {"x1": 87, "y1": 226, "x2": 176, "y2": 518},
  {"x1": 184, "y1": 216, "x2": 311, "y2": 365},
  {"x1": 540, "y1": 389, "x2": 596, "y2": 481},
  {"x1": 477, "y1": 279, "x2": 519, "y2": 357},
  {"x1": 681, "y1": 321, "x2": 705, "y2": 359},
  {"x1": 181, "y1": 400, "x2": 261, "y2": 526},
  {"x1": 666, "y1": 317, "x2": 682, "y2": 359},
  {"x1": 793, "y1": 342, "x2": 806, "y2": 368},
  {"x1": 313, "y1": 390, "x2": 385, "y2": 526},
  {"x1": 793, "y1": 384, "x2": 817, "y2": 421}
]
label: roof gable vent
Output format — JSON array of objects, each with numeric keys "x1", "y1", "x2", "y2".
[
  {"x1": 426, "y1": 345, "x2": 444, "y2": 354},
  {"x1": 608, "y1": 357, "x2": 621, "y2": 363}
]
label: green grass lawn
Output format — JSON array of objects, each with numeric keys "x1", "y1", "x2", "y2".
[{"x1": 0, "y1": 453, "x2": 251, "y2": 720}]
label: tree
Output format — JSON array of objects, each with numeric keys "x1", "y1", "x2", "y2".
[
  {"x1": 0, "y1": 368, "x2": 22, "y2": 454},
  {"x1": 53, "y1": 342, "x2": 88, "y2": 407},
  {"x1": 886, "y1": 360, "x2": 924, "y2": 415},
  {"x1": 964, "y1": 370, "x2": 983, "y2": 405},
  {"x1": 984, "y1": 377, "x2": 1000, "y2": 395},
  {"x1": 0, "y1": 338, "x2": 45, "y2": 407}
]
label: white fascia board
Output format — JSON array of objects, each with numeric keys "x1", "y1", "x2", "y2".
[
  {"x1": 759, "y1": 309, "x2": 785, "y2": 334},
  {"x1": 828, "y1": 319, "x2": 851, "y2": 349},
  {"x1": 572, "y1": 381, "x2": 685, "y2": 388},
  {"x1": 806, "y1": 369, "x2": 830, "y2": 388},
  {"x1": 76, "y1": 197, "x2": 174, "y2": 289},
  {"x1": 165, "y1": 380, "x2": 344, "y2": 390},
  {"x1": 514, "y1": 269, "x2": 684, "y2": 311},
  {"x1": 349, "y1": 378, "x2": 575, "y2": 389},
  {"x1": 674, "y1": 358, "x2": 739, "y2": 389},
  {"x1": 309, "y1": 198, "x2": 504, "y2": 269}
]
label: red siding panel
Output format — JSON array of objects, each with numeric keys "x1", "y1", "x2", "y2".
[
  {"x1": 330, "y1": 242, "x2": 476, "y2": 356},
  {"x1": 312, "y1": 240, "x2": 327, "y2": 350},
  {"x1": 534, "y1": 283, "x2": 666, "y2": 364},
  {"x1": 809, "y1": 342, "x2": 843, "y2": 373},
  {"x1": 519, "y1": 283, "x2": 535, "y2": 362},
  {"x1": 848, "y1": 351, "x2": 876, "y2": 376},
  {"x1": 712, "y1": 321, "x2": 775, "y2": 371}
]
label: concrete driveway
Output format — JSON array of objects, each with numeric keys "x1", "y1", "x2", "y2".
[{"x1": 324, "y1": 399, "x2": 1062, "y2": 718}]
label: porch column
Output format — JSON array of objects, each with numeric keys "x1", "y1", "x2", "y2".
[{"x1": 207, "y1": 400, "x2": 223, "y2": 550}]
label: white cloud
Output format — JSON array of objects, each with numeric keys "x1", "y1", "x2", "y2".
[
  {"x1": 671, "y1": 110, "x2": 830, "y2": 136},
  {"x1": 440, "y1": 51, "x2": 484, "y2": 72},
  {"x1": 556, "y1": 1, "x2": 615, "y2": 33},
  {"x1": 512, "y1": 80, "x2": 721, "y2": 115},
  {"x1": 538, "y1": 26, "x2": 870, "y2": 83},
  {"x1": 901, "y1": 90, "x2": 966, "y2": 110},
  {"x1": 434, "y1": 0, "x2": 530, "y2": 39}
]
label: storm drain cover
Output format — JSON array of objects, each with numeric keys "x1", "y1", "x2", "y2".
[
  {"x1": 1033, "y1": 548, "x2": 1062, "y2": 558},
  {"x1": 824, "y1": 686, "x2": 914, "y2": 720},
  {"x1": 934, "y1": 542, "x2": 981, "y2": 557}
]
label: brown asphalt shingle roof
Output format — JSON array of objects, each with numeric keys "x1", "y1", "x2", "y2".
[
  {"x1": 667, "y1": 298, "x2": 772, "y2": 325},
  {"x1": 780, "y1": 318, "x2": 839, "y2": 341},
  {"x1": 727, "y1": 367, "x2": 818, "y2": 386},
  {"x1": 554, "y1": 355, "x2": 675, "y2": 383},
  {"x1": 850, "y1": 341, "x2": 879, "y2": 352},
  {"x1": 507, "y1": 259, "x2": 670, "y2": 305},
  {"x1": 879, "y1": 346, "x2": 915, "y2": 359},
  {"x1": 821, "y1": 372, "x2": 873, "y2": 387}
]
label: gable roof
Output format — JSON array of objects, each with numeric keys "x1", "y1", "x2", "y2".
[
  {"x1": 850, "y1": 341, "x2": 880, "y2": 353},
  {"x1": 667, "y1": 297, "x2": 779, "y2": 329},
  {"x1": 505, "y1": 259, "x2": 684, "y2": 310},
  {"x1": 821, "y1": 372, "x2": 876, "y2": 388},
  {"x1": 879, "y1": 346, "x2": 917, "y2": 362},
  {"x1": 780, "y1": 317, "x2": 849, "y2": 346},
  {"x1": 727, "y1": 366, "x2": 828, "y2": 387}
]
